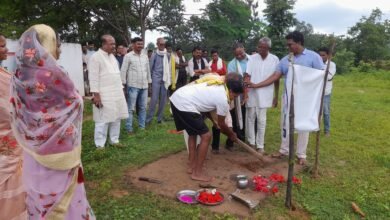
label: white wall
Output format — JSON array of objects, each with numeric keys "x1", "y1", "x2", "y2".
[
  {"x1": 2, "y1": 39, "x2": 18, "y2": 73},
  {"x1": 2, "y1": 40, "x2": 85, "y2": 96},
  {"x1": 57, "y1": 43, "x2": 84, "y2": 96}
]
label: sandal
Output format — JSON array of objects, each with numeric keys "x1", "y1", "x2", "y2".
[
  {"x1": 271, "y1": 152, "x2": 287, "y2": 159},
  {"x1": 297, "y1": 158, "x2": 306, "y2": 165}
]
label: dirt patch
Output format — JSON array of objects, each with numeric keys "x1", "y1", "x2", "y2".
[
  {"x1": 240, "y1": 161, "x2": 265, "y2": 172},
  {"x1": 126, "y1": 147, "x2": 305, "y2": 218},
  {"x1": 110, "y1": 189, "x2": 129, "y2": 198},
  {"x1": 288, "y1": 208, "x2": 311, "y2": 220}
]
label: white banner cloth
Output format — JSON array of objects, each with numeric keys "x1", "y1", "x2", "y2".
[{"x1": 284, "y1": 64, "x2": 325, "y2": 133}]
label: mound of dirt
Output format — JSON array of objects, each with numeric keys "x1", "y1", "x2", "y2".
[{"x1": 126, "y1": 147, "x2": 304, "y2": 218}]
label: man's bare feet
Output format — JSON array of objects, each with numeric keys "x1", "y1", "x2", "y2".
[{"x1": 191, "y1": 173, "x2": 214, "y2": 182}]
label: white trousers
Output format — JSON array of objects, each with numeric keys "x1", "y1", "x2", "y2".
[
  {"x1": 279, "y1": 111, "x2": 309, "y2": 159},
  {"x1": 94, "y1": 119, "x2": 121, "y2": 147},
  {"x1": 183, "y1": 131, "x2": 201, "y2": 154},
  {"x1": 246, "y1": 107, "x2": 267, "y2": 149}
]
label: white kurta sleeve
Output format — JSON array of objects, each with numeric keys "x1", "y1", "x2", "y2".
[
  {"x1": 187, "y1": 59, "x2": 195, "y2": 77},
  {"x1": 88, "y1": 55, "x2": 100, "y2": 93},
  {"x1": 246, "y1": 58, "x2": 253, "y2": 76},
  {"x1": 204, "y1": 58, "x2": 210, "y2": 70},
  {"x1": 328, "y1": 61, "x2": 336, "y2": 79}
]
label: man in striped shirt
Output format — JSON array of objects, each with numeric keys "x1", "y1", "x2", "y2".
[{"x1": 121, "y1": 37, "x2": 152, "y2": 134}]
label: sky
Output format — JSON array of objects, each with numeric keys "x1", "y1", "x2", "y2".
[{"x1": 141, "y1": 0, "x2": 390, "y2": 45}]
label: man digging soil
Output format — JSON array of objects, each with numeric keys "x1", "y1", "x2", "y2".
[{"x1": 170, "y1": 73, "x2": 243, "y2": 182}]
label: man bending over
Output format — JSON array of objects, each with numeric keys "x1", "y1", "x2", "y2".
[{"x1": 170, "y1": 73, "x2": 243, "y2": 181}]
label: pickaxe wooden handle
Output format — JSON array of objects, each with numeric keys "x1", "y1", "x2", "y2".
[{"x1": 235, "y1": 139, "x2": 266, "y2": 162}]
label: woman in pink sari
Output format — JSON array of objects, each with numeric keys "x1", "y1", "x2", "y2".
[
  {"x1": 0, "y1": 34, "x2": 27, "y2": 219},
  {"x1": 10, "y1": 24, "x2": 95, "y2": 219}
]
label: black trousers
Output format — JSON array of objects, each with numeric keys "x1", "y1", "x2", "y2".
[
  {"x1": 176, "y1": 71, "x2": 188, "y2": 89},
  {"x1": 211, "y1": 105, "x2": 246, "y2": 150},
  {"x1": 230, "y1": 105, "x2": 246, "y2": 141}
]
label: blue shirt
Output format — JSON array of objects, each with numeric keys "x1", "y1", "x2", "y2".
[
  {"x1": 276, "y1": 49, "x2": 324, "y2": 75},
  {"x1": 227, "y1": 55, "x2": 249, "y2": 75},
  {"x1": 116, "y1": 55, "x2": 124, "y2": 69}
]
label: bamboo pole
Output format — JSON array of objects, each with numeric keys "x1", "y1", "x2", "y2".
[
  {"x1": 312, "y1": 41, "x2": 336, "y2": 178},
  {"x1": 285, "y1": 53, "x2": 295, "y2": 209}
]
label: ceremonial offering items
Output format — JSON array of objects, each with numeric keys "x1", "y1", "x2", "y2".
[
  {"x1": 196, "y1": 189, "x2": 224, "y2": 205},
  {"x1": 230, "y1": 189, "x2": 259, "y2": 209},
  {"x1": 236, "y1": 175, "x2": 249, "y2": 189},
  {"x1": 176, "y1": 190, "x2": 198, "y2": 205}
]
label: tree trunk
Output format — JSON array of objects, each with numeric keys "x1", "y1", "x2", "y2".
[{"x1": 141, "y1": 17, "x2": 146, "y2": 42}]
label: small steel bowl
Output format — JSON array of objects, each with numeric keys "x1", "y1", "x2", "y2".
[{"x1": 236, "y1": 175, "x2": 249, "y2": 189}]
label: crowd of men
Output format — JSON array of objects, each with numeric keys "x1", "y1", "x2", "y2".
[{"x1": 82, "y1": 31, "x2": 336, "y2": 180}]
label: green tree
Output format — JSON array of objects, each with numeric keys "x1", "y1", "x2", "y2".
[
  {"x1": 0, "y1": 0, "x2": 92, "y2": 41},
  {"x1": 0, "y1": 0, "x2": 137, "y2": 44},
  {"x1": 146, "y1": 42, "x2": 156, "y2": 50},
  {"x1": 347, "y1": 8, "x2": 390, "y2": 62},
  {"x1": 294, "y1": 20, "x2": 328, "y2": 51},
  {"x1": 245, "y1": 0, "x2": 268, "y2": 53},
  {"x1": 152, "y1": 0, "x2": 186, "y2": 47},
  {"x1": 130, "y1": 0, "x2": 161, "y2": 41},
  {"x1": 196, "y1": 0, "x2": 256, "y2": 59},
  {"x1": 333, "y1": 48, "x2": 355, "y2": 74},
  {"x1": 174, "y1": 15, "x2": 203, "y2": 53},
  {"x1": 84, "y1": 0, "x2": 137, "y2": 45},
  {"x1": 0, "y1": 0, "x2": 161, "y2": 45},
  {"x1": 263, "y1": 0, "x2": 297, "y2": 57}
]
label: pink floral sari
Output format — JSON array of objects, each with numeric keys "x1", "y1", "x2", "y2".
[
  {"x1": 10, "y1": 27, "x2": 95, "y2": 219},
  {"x1": 0, "y1": 67, "x2": 27, "y2": 220}
]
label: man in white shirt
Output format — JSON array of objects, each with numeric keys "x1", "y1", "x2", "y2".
[
  {"x1": 170, "y1": 73, "x2": 242, "y2": 182},
  {"x1": 121, "y1": 37, "x2": 151, "y2": 134},
  {"x1": 187, "y1": 46, "x2": 211, "y2": 82},
  {"x1": 88, "y1": 35, "x2": 129, "y2": 148},
  {"x1": 318, "y1": 47, "x2": 336, "y2": 137},
  {"x1": 245, "y1": 37, "x2": 279, "y2": 153}
]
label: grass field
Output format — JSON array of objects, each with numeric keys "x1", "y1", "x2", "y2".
[{"x1": 81, "y1": 70, "x2": 390, "y2": 219}]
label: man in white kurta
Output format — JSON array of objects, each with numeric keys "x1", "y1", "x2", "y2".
[
  {"x1": 88, "y1": 35, "x2": 128, "y2": 148},
  {"x1": 245, "y1": 37, "x2": 279, "y2": 153}
]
